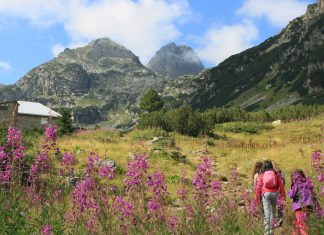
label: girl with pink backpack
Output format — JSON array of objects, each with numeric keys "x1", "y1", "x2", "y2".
[{"x1": 255, "y1": 161, "x2": 286, "y2": 235}]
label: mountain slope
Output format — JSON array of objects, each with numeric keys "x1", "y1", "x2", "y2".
[
  {"x1": 147, "y1": 43, "x2": 204, "y2": 79},
  {"x1": 163, "y1": 4, "x2": 324, "y2": 110},
  {"x1": 0, "y1": 38, "x2": 168, "y2": 123}
]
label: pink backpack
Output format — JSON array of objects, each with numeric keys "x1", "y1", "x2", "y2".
[{"x1": 263, "y1": 171, "x2": 277, "y2": 188}]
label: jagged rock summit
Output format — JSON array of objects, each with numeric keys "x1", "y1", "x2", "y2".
[
  {"x1": 0, "y1": 38, "x2": 168, "y2": 124},
  {"x1": 147, "y1": 43, "x2": 204, "y2": 79}
]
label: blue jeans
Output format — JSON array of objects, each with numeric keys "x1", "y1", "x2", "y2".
[{"x1": 262, "y1": 192, "x2": 278, "y2": 235}]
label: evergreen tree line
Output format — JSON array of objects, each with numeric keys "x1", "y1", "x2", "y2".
[{"x1": 138, "y1": 103, "x2": 324, "y2": 137}]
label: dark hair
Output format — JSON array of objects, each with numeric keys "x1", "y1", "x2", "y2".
[
  {"x1": 291, "y1": 169, "x2": 306, "y2": 185},
  {"x1": 252, "y1": 162, "x2": 263, "y2": 178},
  {"x1": 261, "y1": 160, "x2": 274, "y2": 173}
]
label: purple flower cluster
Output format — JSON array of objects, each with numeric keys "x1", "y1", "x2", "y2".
[
  {"x1": 72, "y1": 177, "x2": 98, "y2": 213},
  {"x1": 167, "y1": 216, "x2": 179, "y2": 232},
  {"x1": 61, "y1": 152, "x2": 74, "y2": 166},
  {"x1": 146, "y1": 172, "x2": 168, "y2": 223},
  {"x1": 125, "y1": 154, "x2": 149, "y2": 192},
  {"x1": 44, "y1": 125, "x2": 58, "y2": 143},
  {"x1": 192, "y1": 157, "x2": 212, "y2": 200},
  {"x1": 146, "y1": 171, "x2": 168, "y2": 199},
  {"x1": 29, "y1": 151, "x2": 49, "y2": 181},
  {"x1": 85, "y1": 153, "x2": 115, "y2": 180},
  {"x1": 41, "y1": 225, "x2": 53, "y2": 235},
  {"x1": 6, "y1": 127, "x2": 22, "y2": 148},
  {"x1": 112, "y1": 196, "x2": 136, "y2": 233},
  {"x1": 0, "y1": 128, "x2": 25, "y2": 184},
  {"x1": 113, "y1": 196, "x2": 135, "y2": 220},
  {"x1": 99, "y1": 164, "x2": 115, "y2": 180}
]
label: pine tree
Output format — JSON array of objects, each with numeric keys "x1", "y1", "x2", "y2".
[{"x1": 140, "y1": 89, "x2": 164, "y2": 113}]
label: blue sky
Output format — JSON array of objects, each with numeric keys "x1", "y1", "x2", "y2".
[{"x1": 0, "y1": 0, "x2": 314, "y2": 85}]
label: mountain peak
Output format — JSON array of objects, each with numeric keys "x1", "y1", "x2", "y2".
[{"x1": 147, "y1": 42, "x2": 204, "y2": 79}]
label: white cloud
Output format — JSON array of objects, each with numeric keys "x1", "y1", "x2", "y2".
[
  {"x1": 0, "y1": 60, "x2": 11, "y2": 71},
  {"x1": 0, "y1": 0, "x2": 192, "y2": 63},
  {"x1": 238, "y1": 0, "x2": 309, "y2": 27},
  {"x1": 198, "y1": 20, "x2": 258, "y2": 66}
]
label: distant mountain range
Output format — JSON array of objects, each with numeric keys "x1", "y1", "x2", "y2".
[
  {"x1": 0, "y1": 83, "x2": 4, "y2": 88},
  {"x1": 0, "y1": 3, "x2": 323, "y2": 126}
]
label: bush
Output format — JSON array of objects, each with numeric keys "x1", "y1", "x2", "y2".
[{"x1": 215, "y1": 122, "x2": 274, "y2": 134}]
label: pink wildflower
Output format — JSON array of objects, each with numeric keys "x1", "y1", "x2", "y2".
[
  {"x1": 125, "y1": 154, "x2": 149, "y2": 192},
  {"x1": 41, "y1": 225, "x2": 52, "y2": 235},
  {"x1": 318, "y1": 174, "x2": 323, "y2": 182},
  {"x1": 167, "y1": 216, "x2": 179, "y2": 232},
  {"x1": 44, "y1": 125, "x2": 57, "y2": 143},
  {"x1": 61, "y1": 152, "x2": 74, "y2": 166}
]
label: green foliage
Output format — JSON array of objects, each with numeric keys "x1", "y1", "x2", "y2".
[
  {"x1": 215, "y1": 122, "x2": 274, "y2": 134},
  {"x1": 138, "y1": 103, "x2": 323, "y2": 136},
  {"x1": 140, "y1": 89, "x2": 164, "y2": 113},
  {"x1": 151, "y1": 149, "x2": 187, "y2": 163},
  {"x1": 270, "y1": 104, "x2": 324, "y2": 121},
  {"x1": 56, "y1": 107, "x2": 73, "y2": 136}
]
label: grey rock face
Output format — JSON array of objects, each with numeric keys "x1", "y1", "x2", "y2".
[{"x1": 147, "y1": 43, "x2": 204, "y2": 79}]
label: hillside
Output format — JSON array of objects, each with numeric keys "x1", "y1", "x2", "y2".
[{"x1": 163, "y1": 4, "x2": 324, "y2": 110}]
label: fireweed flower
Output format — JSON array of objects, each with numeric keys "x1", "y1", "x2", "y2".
[
  {"x1": 318, "y1": 174, "x2": 323, "y2": 182},
  {"x1": 24, "y1": 187, "x2": 44, "y2": 204},
  {"x1": 193, "y1": 157, "x2": 212, "y2": 200},
  {"x1": 167, "y1": 216, "x2": 179, "y2": 232},
  {"x1": 113, "y1": 196, "x2": 135, "y2": 222},
  {"x1": 6, "y1": 127, "x2": 22, "y2": 148},
  {"x1": 147, "y1": 200, "x2": 162, "y2": 223},
  {"x1": 44, "y1": 125, "x2": 58, "y2": 143},
  {"x1": 125, "y1": 154, "x2": 148, "y2": 192},
  {"x1": 146, "y1": 171, "x2": 168, "y2": 199},
  {"x1": 61, "y1": 152, "x2": 74, "y2": 166},
  {"x1": 312, "y1": 151, "x2": 323, "y2": 173},
  {"x1": 41, "y1": 225, "x2": 53, "y2": 235},
  {"x1": 0, "y1": 165, "x2": 11, "y2": 184},
  {"x1": 99, "y1": 164, "x2": 115, "y2": 180},
  {"x1": 71, "y1": 177, "x2": 98, "y2": 213},
  {"x1": 211, "y1": 181, "x2": 222, "y2": 193},
  {"x1": 0, "y1": 147, "x2": 7, "y2": 160}
]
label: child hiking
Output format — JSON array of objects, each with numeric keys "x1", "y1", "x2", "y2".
[
  {"x1": 288, "y1": 169, "x2": 321, "y2": 235},
  {"x1": 255, "y1": 161, "x2": 286, "y2": 235},
  {"x1": 272, "y1": 161, "x2": 285, "y2": 227},
  {"x1": 253, "y1": 162, "x2": 263, "y2": 205}
]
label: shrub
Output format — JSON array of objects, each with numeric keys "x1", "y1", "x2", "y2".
[{"x1": 215, "y1": 122, "x2": 274, "y2": 134}]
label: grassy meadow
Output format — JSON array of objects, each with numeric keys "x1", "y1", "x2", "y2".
[
  {"x1": 57, "y1": 116, "x2": 324, "y2": 196},
  {"x1": 1, "y1": 115, "x2": 323, "y2": 234}
]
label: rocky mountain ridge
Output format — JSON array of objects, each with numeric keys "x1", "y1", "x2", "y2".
[
  {"x1": 147, "y1": 43, "x2": 204, "y2": 79},
  {"x1": 0, "y1": 38, "x2": 169, "y2": 124},
  {"x1": 163, "y1": 3, "x2": 324, "y2": 111}
]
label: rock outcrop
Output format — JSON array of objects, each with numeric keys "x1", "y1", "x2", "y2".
[{"x1": 147, "y1": 43, "x2": 204, "y2": 79}]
